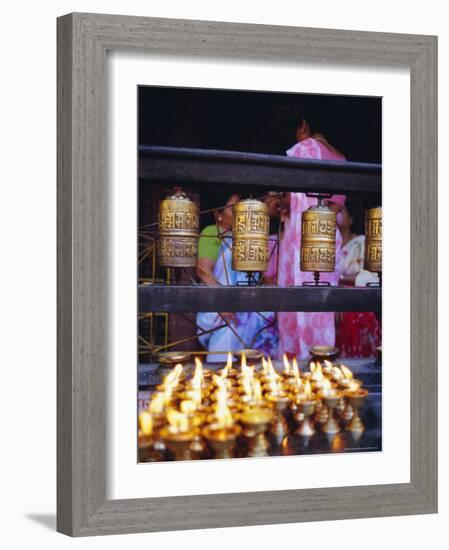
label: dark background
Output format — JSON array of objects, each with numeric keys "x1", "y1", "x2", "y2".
[{"x1": 138, "y1": 86, "x2": 382, "y2": 163}]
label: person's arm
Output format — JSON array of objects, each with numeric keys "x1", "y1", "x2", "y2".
[{"x1": 196, "y1": 257, "x2": 219, "y2": 285}]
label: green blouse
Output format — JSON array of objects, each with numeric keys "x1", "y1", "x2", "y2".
[{"x1": 198, "y1": 224, "x2": 221, "y2": 261}]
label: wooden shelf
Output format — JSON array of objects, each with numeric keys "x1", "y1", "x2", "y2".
[{"x1": 139, "y1": 284, "x2": 381, "y2": 313}]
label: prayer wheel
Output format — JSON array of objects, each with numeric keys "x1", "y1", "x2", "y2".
[
  {"x1": 364, "y1": 206, "x2": 382, "y2": 273},
  {"x1": 300, "y1": 202, "x2": 336, "y2": 273},
  {"x1": 232, "y1": 199, "x2": 270, "y2": 272},
  {"x1": 158, "y1": 192, "x2": 199, "y2": 268}
]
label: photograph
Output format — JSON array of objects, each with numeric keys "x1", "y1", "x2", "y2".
[{"x1": 137, "y1": 86, "x2": 382, "y2": 462}]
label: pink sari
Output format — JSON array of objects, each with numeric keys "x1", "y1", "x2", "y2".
[{"x1": 278, "y1": 138, "x2": 346, "y2": 359}]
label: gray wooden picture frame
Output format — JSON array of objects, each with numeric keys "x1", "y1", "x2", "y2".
[{"x1": 57, "y1": 12, "x2": 438, "y2": 537}]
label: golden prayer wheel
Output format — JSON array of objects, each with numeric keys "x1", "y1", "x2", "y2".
[
  {"x1": 364, "y1": 206, "x2": 382, "y2": 273},
  {"x1": 300, "y1": 203, "x2": 336, "y2": 273},
  {"x1": 158, "y1": 192, "x2": 199, "y2": 268},
  {"x1": 232, "y1": 199, "x2": 270, "y2": 272}
]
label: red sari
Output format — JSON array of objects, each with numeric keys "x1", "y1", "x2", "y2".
[{"x1": 335, "y1": 235, "x2": 381, "y2": 357}]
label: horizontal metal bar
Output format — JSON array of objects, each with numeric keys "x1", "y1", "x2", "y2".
[
  {"x1": 139, "y1": 285, "x2": 381, "y2": 313},
  {"x1": 139, "y1": 146, "x2": 381, "y2": 195}
]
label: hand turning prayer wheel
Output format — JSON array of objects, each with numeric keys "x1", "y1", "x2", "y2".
[
  {"x1": 364, "y1": 206, "x2": 382, "y2": 273},
  {"x1": 158, "y1": 191, "x2": 199, "y2": 268},
  {"x1": 300, "y1": 198, "x2": 336, "y2": 284},
  {"x1": 232, "y1": 198, "x2": 269, "y2": 273}
]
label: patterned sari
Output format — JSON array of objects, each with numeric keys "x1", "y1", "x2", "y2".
[{"x1": 277, "y1": 138, "x2": 346, "y2": 359}]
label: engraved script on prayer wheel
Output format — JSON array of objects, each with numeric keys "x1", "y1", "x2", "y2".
[
  {"x1": 232, "y1": 199, "x2": 269, "y2": 272},
  {"x1": 300, "y1": 204, "x2": 337, "y2": 273},
  {"x1": 364, "y1": 206, "x2": 382, "y2": 273},
  {"x1": 158, "y1": 192, "x2": 199, "y2": 268}
]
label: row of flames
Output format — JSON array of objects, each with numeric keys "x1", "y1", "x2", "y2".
[{"x1": 138, "y1": 352, "x2": 368, "y2": 459}]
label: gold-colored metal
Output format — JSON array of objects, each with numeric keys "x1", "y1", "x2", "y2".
[
  {"x1": 320, "y1": 394, "x2": 341, "y2": 434},
  {"x1": 300, "y1": 203, "x2": 336, "y2": 273},
  {"x1": 158, "y1": 191, "x2": 199, "y2": 268},
  {"x1": 232, "y1": 199, "x2": 270, "y2": 272},
  {"x1": 364, "y1": 206, "x2": 382, "y2": 272},
  {"x1": 310, "y1": 345, "x2": 339, "y2": 362},
  {"x1": 240, "y1": 407, "x2": 273, "y2": 457},
  {"x1": 202, "y1": 424, "x2": 242, "y2": 459},
  {"x1": 346, "y1": 388, "x2": 369, "y2": 433}
]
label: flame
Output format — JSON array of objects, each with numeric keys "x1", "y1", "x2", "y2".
[
  {"x1": 191, "y1": 356, "x2": 204, "y2": 389},
  {"x1": 267, "y1": 377, "x2": 279, "y2": 394},
  {"x1": 304, "y1": 379, "x2": 312, "y2": 397},
  {"x1": 149, "y1": 392, "x2": 165, "y2": 415},
  {"x1": 163, "y1": 384, "x2": 174, "y2": 405},
  {"x1": 173, "y1": 363, "x2": 183, "y2": 380},
  {"x1": 310, "y1": 361, "x2": 317, "y2": 374},
  {"x1": 312, "y1": 362, "x2": 323, "y2": 381},
  {"x1": 253, "y1": 379, "x2": 262, "y2": 402},
  {"x1": 180, "y1": 400, "x2": 196, "y2": 415},
  {"x1": 331, "y1": 366, "x2": 342, "y2": 380},
  {"x1": 283, "y1": 353, "x2": 291, "y2": 374},
  {"x1": 323, "y1": 360, "x2": 333, "y2": 371},
  {"x1": 139, "y1": 410, "x2": 153, "y2": 436},
  {"x1": 348, "y1": 380, "x2": 361, "y2": 391},
  {"x1": 221, "y1": 352, "x2": 233, "y2": 378},
  {"x1": 292, "y1": 357, "x2": 301, "y2": 381},
  {"x1": 215, "y1": 401, "x2": 233, "y2": 428},
  {"x1": 261, "y1": 356, "x2": 268, "y2": 375},
  {"x1": 242, "y1": 377, "x2": 253, "y2": 398},
  {"x1": 166, "y1": 409, "x2": 189, "y2": 433},
  {"x1": 241, "y1": 351, "x2": 247, "y2": 370},
  {"x1": 340, "y1": 365, "x2": 353, "y2": 380}
]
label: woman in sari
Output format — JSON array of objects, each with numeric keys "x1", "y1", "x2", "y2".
[
  {"x1": 335, "y1": 200, "x2": 381, "y2": 357},
  {"x1": 274, "y1": 118, "x2": 346, "y2": 360}
]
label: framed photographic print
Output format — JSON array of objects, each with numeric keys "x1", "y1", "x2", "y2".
[{"x1": 57, "y1": 12, "x2": 437, "y2": 536}]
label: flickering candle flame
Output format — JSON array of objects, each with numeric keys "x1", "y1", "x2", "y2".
[
  {"x1": 261, "y1": 356, "x2": 268, "y2": 375},
  {"x1": 149, "y1": 392, "x2": 165, "y2": 415},
  {"x1": 253, "y1": 379, "x2": 262, "y2": 402},
  {"x1": 180, "y1": 400, "x2": 197, "y2": 415},
  {"x1": 348, "y1": 380, "x2": 361, "y2": 391},
  {"x1": 221, "y1": 352, "x2": 233, "y2": 378},
  {"x1": 321, "y1": 377, "x2": 335, "y2": 397},
  {"x1": 312, "y1": 362, "x2": 324, "y2": 381},
  {"x1": 310, "y1": 361, "x2": 317, "y2": 374},
  {"x1": 304, "y1": 379, "x2": 312, "y2": 397},
  {"x1": 192, "y1": 356, "x2": 203, "y2": 389},
  {"x1": 166, "y1": 409, "x2": 189, "y2": 434},
  {"x1": 292, "y1": 357, "x2": 301, "y2": 382},
  {"x1": 340, "y1": 365, "x2": 353, "y2": 380},
  {"x1": 215, "y1": 401, "x2": 233, "y2": 428},
  {"x1": 139, "y1": 410, "x2": 153, "y2": 436},
  {"x1": 331, "y1": 366, "x2": 342, "y2": 380},
  {"x1": 283, "y1": 353, "x2": 291, "y2": 375}
]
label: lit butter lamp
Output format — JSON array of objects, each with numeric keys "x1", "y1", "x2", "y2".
[
  {"x1": 334, "y1": 365, "x2": 362, "y2": 419},
  {"x1": 291, "y1": 380, "x2": 318, "y2": 437},
  {"x1": 240, "y1": 406, "x2": 273, "y2": 457},
  {"x1": 264, "y1": 377, "x2": 290, "y2": 444},
  {"x1": 283, "y1": 357, "x2": 304, "y2": 394},
  {"x1": 138, "y1": 410, "x2": 162, "y2": 462},
  {"x1": 148, "y1": 391, "x2": 168, "y2": 453},
  {"x1": 345, "y1": 388, "x2": 369, "y2": 434},
  {"x1": 319, "y1": 378, "x2": 342, "y2": 435},
  {"x1": 203, "y1": 401, "x2": 241, "y2": 459},
  {"x1": 160, "y1": 410, "x2": 197, "y2": 461}
]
